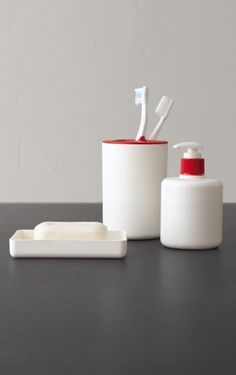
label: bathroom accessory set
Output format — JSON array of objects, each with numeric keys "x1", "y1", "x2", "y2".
[{"x1": 9, "y1": 86, "x2": 223, "y2": 256}]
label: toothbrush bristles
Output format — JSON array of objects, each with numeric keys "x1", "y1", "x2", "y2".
[
  {"x1": 135, "y1": 87, "x2": 146, "y2": 104},
  {"x1": 155, "y1": 96, "x2": 173, "y2": 118}
]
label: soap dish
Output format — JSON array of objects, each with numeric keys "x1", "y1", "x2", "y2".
[{"x1": 9, "y1": 230, "x2": 127, "y2": 258}]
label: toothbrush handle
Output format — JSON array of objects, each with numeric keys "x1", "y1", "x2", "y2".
[
  {"x1": 149, "y1": 117, "x2": 164, "y2": 140},
  {"x1": 135, "y1": 102, "x2": 147, "y2": 140}
]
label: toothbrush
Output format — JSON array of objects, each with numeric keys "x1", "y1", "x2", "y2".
[
  {"x1": 149, "y1": 95, "x2": 173, "y2": 140},
  {"x1": 135, "y1": 86, "x2": 148, "y2": 140}
]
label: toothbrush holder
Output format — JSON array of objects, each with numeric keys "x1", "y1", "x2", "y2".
[{"x1": 102, "y1": 139, "x2": 168, "y2": 239}]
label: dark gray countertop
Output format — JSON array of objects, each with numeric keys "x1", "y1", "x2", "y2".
[{"x1": 0, "y1": 203, "x2": 236, "y2": 375}]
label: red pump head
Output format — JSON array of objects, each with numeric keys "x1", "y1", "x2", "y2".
[{"x1": 174, "y1": 142, "x2": 205, "y2": 176}]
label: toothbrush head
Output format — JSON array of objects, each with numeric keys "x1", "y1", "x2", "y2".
[
  {"x1": 155, "y1": 95, "x2": 173, "y2": 119},
  {"x1": 135, "y1": 86, "x2": 147, "y2": 105}
]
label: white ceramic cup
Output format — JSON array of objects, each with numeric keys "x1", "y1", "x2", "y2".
[{"x1": 102, "y1": 139, "x2": 168, "y2": 239}]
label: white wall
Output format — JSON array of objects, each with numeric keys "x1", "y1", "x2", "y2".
[{"x1": 0, "y1": 0, "x2": 235, "y2": 202}]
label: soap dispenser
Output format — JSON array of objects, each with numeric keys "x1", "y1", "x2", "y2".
[{"x1": 160, "y1": 142, "x2": 223, "y2": 249}]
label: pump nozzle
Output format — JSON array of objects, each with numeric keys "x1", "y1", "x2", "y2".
[
  {"x1": 173, "y1": 141, "x2": 204, "y2": 159},
  {"x1": 173, "y1": 141, "x2": 205, "y2": 175}
]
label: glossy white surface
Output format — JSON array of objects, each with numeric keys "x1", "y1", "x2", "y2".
[
  {"x1": 102, "y1": 142, "x2": 167, "y2": 239},
  {"x1": 9, "y1": 230, "x2": 127, "y2": 258},
  {"x1": 160, "y1": 176, "x2": 223, "y2": 249}
]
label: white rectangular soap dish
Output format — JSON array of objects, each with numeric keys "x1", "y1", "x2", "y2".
[{"x1": 9, "y1": 230, "x2": 127, "y2": 258}]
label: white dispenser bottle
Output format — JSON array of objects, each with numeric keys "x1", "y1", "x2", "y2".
[{"x1": 160, "y1": 142, "x2": 223, "y2": 249}]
